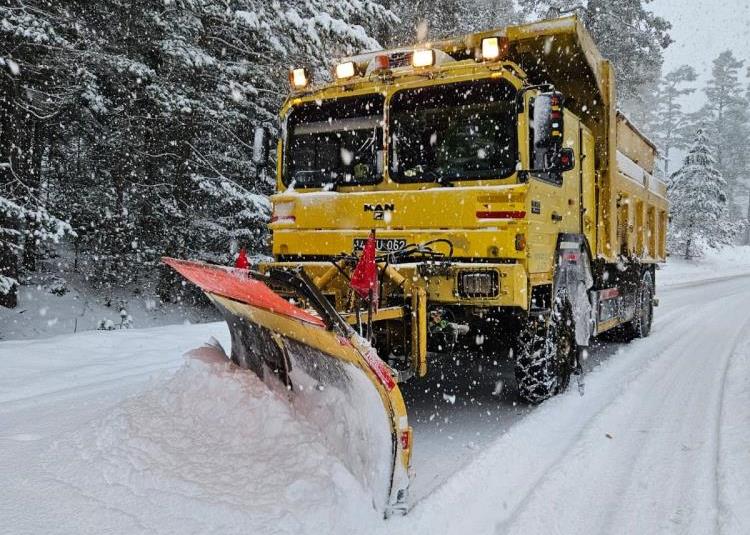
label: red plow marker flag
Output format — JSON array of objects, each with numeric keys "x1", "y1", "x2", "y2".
[
  {"x1": 234, "y1": 248, "x2": 249, "y2": 269},
  {"x1": 350, "y1": 231, "x2": 379, "y2": 304}
]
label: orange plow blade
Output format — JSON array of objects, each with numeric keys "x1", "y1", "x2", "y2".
[{"x1": 163, "y1": 258, "x2": 411, "y2": 515}]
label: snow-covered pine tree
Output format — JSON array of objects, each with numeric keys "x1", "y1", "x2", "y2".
[
  {"x1": 383, "y1": 0, "x2": 518, "y2": 45},
  {"x1": 458, "y1": 0, "x2": 522, "y2": 34},
  {"x1": 26, "y1": 0, "x2": 396, "y2": 301},
  {"x1": 651, "y1": 65, "x2": 698, "y2": 175},
  {"x1": 700, "y1": 50, "x2": 750, "y2": 217},
  {"x1": 0, "y1": 2, "x2": 74, "y2": 307},
  {"x1": 667, "y1": 129, "x2": 736, "y2": 259},
  {"x1": 385, "y1": 0, "x2": 464, "y2": 44}
]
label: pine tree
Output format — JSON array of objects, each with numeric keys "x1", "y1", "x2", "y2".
[
  {"x1": 667, "y1": 129, "x2": 736, "y2": 259},
  {"x1": 0, "y1": 2, "x2": 74, "y2": 306},
  {"x1": 384, "y1": 0, "x2": 518, "y2": 45},
  {"x1": 459, "y1": 0, "x2": 522, "y2": 34},
  {"x1": 2, "y1": 0, "x2": 397, "y2": 306},
  {"x1": 386, "y1": 0, "x2": 463, "y2": 44},
  {"x1": 700, "y1": 50, "x2": 750, "y2": 216},
  {"x1": 651, "y1": 65, "x2": 698, "y2": 175}
]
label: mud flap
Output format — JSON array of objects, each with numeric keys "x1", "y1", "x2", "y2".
[
  {"x1": 555, "y1": 235, "x2": 594, "y2": 347},
  {"x1": 162, "y1": 258, "x2": 410, "y2": 516}
]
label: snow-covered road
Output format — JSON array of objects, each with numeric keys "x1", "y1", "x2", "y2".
[
  {"x1": 393, "y1": 273, "x2": 750, "y2": 535},
  {"x1": 1, "y1": 271, "x2": 749, "y2": 534}
]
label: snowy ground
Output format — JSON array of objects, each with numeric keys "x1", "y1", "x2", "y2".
[
  {"x1": 0, "y1": 254, "x2": 218, "y2": 341},
  {"x1": 659, "y1": 245, "x2": 750, "y2": 287},
  {"x1": 1, "y1": 247, "x2": 749, "y2": 534}
]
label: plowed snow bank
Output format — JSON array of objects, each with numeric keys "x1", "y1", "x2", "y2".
[
  {"x1": 660, "y1": 245, "x2": 750, "y2": 287},
  {"x1": 48, "y1": 340, "x2": 378, "y2": 534}
]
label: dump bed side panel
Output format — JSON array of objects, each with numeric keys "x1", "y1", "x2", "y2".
[
  {"x1": 616, "y1": 112, "x2": 657, "y2": 174},
  {"x1": 610, "y1": 111, "x2": 668, "y2": 263}
]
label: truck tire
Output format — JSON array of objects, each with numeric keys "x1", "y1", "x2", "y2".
[
  {"x1": 514, "y1": 291, "x2": 577, "y2": 404},
  {"x1": 632, "y1": 271, "x2": 654, "y2": 338},
  {"x1": 623, "y1": 271, "x2": 654, "y2": 340}
]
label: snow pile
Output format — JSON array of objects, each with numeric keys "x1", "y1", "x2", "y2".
[
  {"x1": 48, "y1": 341, "x2": 378, "y2": 534},
  {"x1": 659, "y1": 245, "x2": 750, "y2": 287},
  {"x1": 277, "y1": 336, "x2": 397, "y2": 511}
]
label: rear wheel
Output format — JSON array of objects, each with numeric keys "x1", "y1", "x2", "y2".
[
  {"x1": 623, "y1": 271, "x2": 654, "y2": 340},
  {"x1": 514, "y1": 291, "x2": 577, "y2": 404}
]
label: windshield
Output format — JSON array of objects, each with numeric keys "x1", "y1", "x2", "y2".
[
  {"x1": 284, "y1": 94, "x2": 384, "y2": 188},
  {"x1": 389, "y1": 79, "x2": 517, "y2": 183}
]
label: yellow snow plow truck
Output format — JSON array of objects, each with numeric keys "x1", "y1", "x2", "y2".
[{"x1": 165, "y1": 15, "x2": 667, "y2": 516}]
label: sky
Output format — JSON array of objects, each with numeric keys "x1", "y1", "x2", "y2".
[{"x1": 650, "y1": 0, "x2": 750, "y2": 112}]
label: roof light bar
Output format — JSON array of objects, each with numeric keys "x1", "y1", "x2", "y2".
[
  {"x1": 412, "y1": 48, "x2": 435, "y2": 68},
  {"x1": 289, "y1": 67, "x2": 310, "y2": 90},
  {"x1": 480, "y1": 36, "x2": 508, "y2": 61},
  {"x1": 335, "y1": 61, "x2": 357, "y2": 80},
  {"x1": 373, "y1": 54, "x2": 390, "y2": 71}
]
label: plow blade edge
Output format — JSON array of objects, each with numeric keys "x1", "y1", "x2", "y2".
[{"x1": 163, "y1": 258, "x2": 410, "y2": 515}]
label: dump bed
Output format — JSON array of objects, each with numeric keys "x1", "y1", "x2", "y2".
[
  {"x1": 613, "y1": 112, "x2": 668, "y2": 261},
  {"x1": 501, "y1": 17, "x2": 668, "y2": 262},
  {"x1": 616, "y1": 112, "x2": 657, "y2": 174}
]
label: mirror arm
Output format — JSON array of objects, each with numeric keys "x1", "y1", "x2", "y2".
[{"x1": 515, "y1": 83, "x2": 555, "y2": 113}]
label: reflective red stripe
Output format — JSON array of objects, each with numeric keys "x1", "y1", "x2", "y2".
[
  {"x1": 162, "y1": 257, "x2": 326, "y2": 327},
  {"x1": 476, "y1": 210, "x2": 526, "y2": 219},
  {"x1": 362, "y1": 346, "x2": 396, "y2": 391},
  {"x1": 599, "y1": 288, "x2": 620, "y2": 300},
  {"x1": 400, "y1": 430, "x2": 411, "y2": 451},
  {"x1": 270, "y1": 215, "x2": 295, "y2": 223}
]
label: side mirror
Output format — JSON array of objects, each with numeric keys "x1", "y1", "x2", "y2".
[
  {"x1": 252, "y1": 126, "x2": 269, "y2": 166},
  {"x1": 532, "y1": 91, "x2": 573, "y2": 173}
]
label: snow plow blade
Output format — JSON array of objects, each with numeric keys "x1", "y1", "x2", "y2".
[{"x1": 162, "y1": 257, "x2": 411, "y2": 515}]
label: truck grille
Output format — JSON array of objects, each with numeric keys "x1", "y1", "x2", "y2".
[{"x1": 457, "y1": 270, "x2": 500, "y2": 298}]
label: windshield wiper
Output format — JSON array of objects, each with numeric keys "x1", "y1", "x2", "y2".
[
  {"x1": 421, "y1": 169, "x2": 453, "y2": 187},
  {"x1": 323, "y1": 175, "x2": 345, "y2": 191},
  {"x1": 435, "y1": 174, "x2": 454, "y2": 187}
]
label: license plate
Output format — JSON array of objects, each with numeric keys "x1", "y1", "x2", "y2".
[{"x1": 353, "y1": 238, "x2": 407, "y2": 252}]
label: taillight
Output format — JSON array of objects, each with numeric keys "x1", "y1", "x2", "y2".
[
  {"x1": 271, "y1": 202, "x2": 295, "y2": 224},
  {"x1": 562, "y1": 251, "x2": 580, "y2": 263}
]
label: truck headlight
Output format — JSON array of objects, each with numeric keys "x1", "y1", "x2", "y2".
[{"x1": 458, "y1": 271, "x2": 499, "y2": 298}]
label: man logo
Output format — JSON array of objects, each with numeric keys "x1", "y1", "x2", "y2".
[{"x1": 364, "y1": 203, "x2": 395, "y2": 220}]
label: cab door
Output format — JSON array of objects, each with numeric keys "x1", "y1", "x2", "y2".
[
  {"x1": 526, "y1": 109, "x2": 580, "y2": 275},
  {"x1": 561, "y1": 112, "x2": 581, "y2": 233}
]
